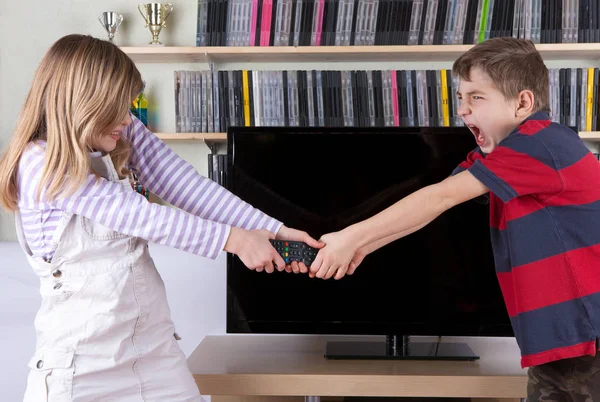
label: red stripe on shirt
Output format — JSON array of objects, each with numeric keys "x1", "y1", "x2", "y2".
[
  {"x1": 521, "y1": 340, "x2": 596, "y2": 368},
  {"x1": 546, "y1": 153, "x2": 600, "y2": 207},
  {"x1": 491, "y1": 153, "x2": 600, "y2": 227},
  {"x1": 503, "y1": 196, "x2": 546, "y2": 225},
  {"x1": 518, "y1": 119, "x2": 551, "y2": 135},
  {"x1": 481, "y1": 146, "x2": 562, "y2": 198},
  {"x1": 496, "y1": 272, "x2": 517, "y2": 316},
  {"x1": 459, "y1": 149, "x2": 486, "y2": 170},
  {"x1": 497, "y1": 244, "x2": 600, "y2": 315},
  {"x1": 564, "y1": 244, "x2": 600, "y2": 294},
  {"x1": 489, "y1": 194, "x2": 506, "y2": 230}
]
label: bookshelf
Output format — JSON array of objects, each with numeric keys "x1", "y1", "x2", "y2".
[
  {"x1": 156, "y1": 131, "x2": 600, "y2": 142},
  {"x1": 155, "y1": 133, "x2": 226, "y2": 141},
  {"x1": 130, "y1": 45, "x2": 600, "y2": 143},
  {"x1": 123, "y1": 43, "x2": 600, "y2": 63}
]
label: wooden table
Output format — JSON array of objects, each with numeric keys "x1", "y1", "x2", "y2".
[{"x1": 188, "y1": 335, "x2": 527, "y2": 402}]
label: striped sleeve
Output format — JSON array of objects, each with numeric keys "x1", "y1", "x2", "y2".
[
  {"x1": 451, "y1": 147, "x2": 485, "y2": 176},
  {"x1": 18, "y1": 144, "x2": 231, "y2": 259},
  {"x1": 467, "y1": 135, "x2": 563, "y2": 203},
  {"x1": 450, "y1": 148, "x2": 490, "y2": 204},
  {"x1": 123, "y1": 115, "x2": 282, "y2": 234}
]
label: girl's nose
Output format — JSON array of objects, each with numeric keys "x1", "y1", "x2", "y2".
[{"x1": 122, "y1": 113, "x2": 132, "y2": 127}]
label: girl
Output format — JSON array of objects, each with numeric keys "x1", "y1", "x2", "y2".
[{"x1": 0, "y1": 34, "x2": 321, "y2": 401}]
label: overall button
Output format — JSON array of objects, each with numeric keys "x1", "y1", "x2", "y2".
[
  {"x1": 52, "y1": 269, "x2": 62, "y2": 278},
  {"x1": 36, "y1": 360, "x2": 43, "y2": 369},
  {"x1": 53, "y1": 283, "x2": 62, "y2": 290}
]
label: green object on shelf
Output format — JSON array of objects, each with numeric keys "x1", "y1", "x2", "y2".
[{"x1": 131, "y1": 81, "x2": 148, "y2": 126}]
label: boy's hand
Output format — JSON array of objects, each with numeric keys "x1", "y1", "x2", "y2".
[
  {"x1": 276, "y1": 225, "x2": 324, "y2": 274},
  {"x1": 309, "y1": 230, "x2": 358, "y2": 280},
  {"x1": 345, "y1": 247, "x2": 367, "y2": 278},
  {"x1": 224, "y1": 227, "x2": 286, "y2": 273},
  {"x1": 308, "y1": 247, "x2": 367, "y2": 279}
]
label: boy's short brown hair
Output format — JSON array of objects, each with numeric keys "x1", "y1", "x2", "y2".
[{"x1": 452, "y1": 37, "x2": 549, "y2": 113}]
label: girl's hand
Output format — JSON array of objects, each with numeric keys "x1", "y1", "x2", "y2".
[
  {"x1": 224, "y1": 227, "x2": 286, "y2": 273},
  {"x1": 276, "y1": 225, "x2": 324, "y2": 274}
]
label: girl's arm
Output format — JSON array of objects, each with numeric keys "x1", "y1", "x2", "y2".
[
  {"x1": 19, "y1": 144, "x2": 231, "y2": 259},
  {"x1": 124, "y1": 115, "x2": 282, "y2": 235}
]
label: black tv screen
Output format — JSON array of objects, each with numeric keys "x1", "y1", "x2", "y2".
[{"x1": 225, "y1": 126, "x2": 513, "y2": 338}]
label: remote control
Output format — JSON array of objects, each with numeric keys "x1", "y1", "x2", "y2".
[{"x1": 269, "y1": 240, "x2": 318, "y2": 266}]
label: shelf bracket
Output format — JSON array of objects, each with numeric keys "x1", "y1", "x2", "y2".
[
  {"x1": 203, "y1": 139, "x2": 218, "y2": 154},
  {"x1": 204, "y1": 50, "x2": 215, "y2": 72}
]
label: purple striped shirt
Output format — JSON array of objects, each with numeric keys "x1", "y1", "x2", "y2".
[{"x1": 16, "y1": 115, "x2": 282, "y2": 260}]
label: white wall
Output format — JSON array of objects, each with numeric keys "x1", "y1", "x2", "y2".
[
  {"x1": 0, "y1": 0, "x2": 213, "y2": 240},
  {"x1": 2, "y1": 0, "x2": 598, "y2": 240}
]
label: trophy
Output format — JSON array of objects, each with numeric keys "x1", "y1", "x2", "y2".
[
  {"x1": 98, "y1": 11, "x2": 123, "y2": 43},
  {"x1": 138, "y1": 3, "x2": 174, "y2": 46}
]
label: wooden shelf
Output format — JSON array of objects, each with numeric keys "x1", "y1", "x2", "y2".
[
  {"x1": 122, "y1": 43, "x2": 600, "y2": 63},
  {"x1": 156, "y1": 131, "x2": 600, "y2": 141},
  {"x1": 155, "y1": 132, "x2": 226, "y2": 142},
  {"x1": 578, "y1": 131, "x2": 600, "y2": 140}
]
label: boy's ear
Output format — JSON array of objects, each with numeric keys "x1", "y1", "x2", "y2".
[{"x1": 515, "y1": 89, "x2": 535, "y2": 117}]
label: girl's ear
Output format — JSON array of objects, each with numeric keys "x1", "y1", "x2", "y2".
[{"x1": 515, "y1": 89, "x2": 535, "y2": 118}]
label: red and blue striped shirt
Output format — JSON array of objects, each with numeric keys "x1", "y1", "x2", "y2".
[{"x1": 453, "y1": 111, "x2": 600, "y2": 368}]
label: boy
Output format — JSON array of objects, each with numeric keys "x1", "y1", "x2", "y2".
[{"x1": 309, "y1": 37, "x2": 600, "y2": 400}]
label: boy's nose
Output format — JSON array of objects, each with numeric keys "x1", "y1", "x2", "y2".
[{"x1": 457, "y1": 102, "x2": 470, "y2": 117}]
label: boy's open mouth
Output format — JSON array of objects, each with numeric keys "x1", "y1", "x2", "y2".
[{"x1": 468, "y1": 125, "x2": 485, "y2": 146}]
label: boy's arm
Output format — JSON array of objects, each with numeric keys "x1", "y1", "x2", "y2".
[
  {"x1": 360, "y1": 221, "x2": 431, "y2": 255},
  {"x1": 350, "y1": 170, "x2": 489, "y2": 248},
  {"x1": 310, "y1": 170, "x2": 489, "y2": 279},
  {"x1": 318, "y1": 224, "x2": 430, "y2": 279}
]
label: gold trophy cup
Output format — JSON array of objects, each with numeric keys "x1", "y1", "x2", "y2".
[{"x1": 138, "y1": 3, "x2": 173, "y2": 45}]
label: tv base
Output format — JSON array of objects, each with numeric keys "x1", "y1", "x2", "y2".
[{"x1": 324, "y1": 335, "x2": 480, "y2": 361}]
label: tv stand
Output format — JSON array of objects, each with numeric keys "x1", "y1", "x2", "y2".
[
  {"x1": 189, "y1": 335, "x2": 527, "y2": 401},
  {"x1": 324, "y1": 334, "x2": 480, "y2": 361}
]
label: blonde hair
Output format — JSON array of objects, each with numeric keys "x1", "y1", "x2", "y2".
[
  {"x1": 452, "y1": 37, "x2": 549, "y2": 113},
  {"x1": 0, "y1": 34, "x2": 143, "y2": 211}
]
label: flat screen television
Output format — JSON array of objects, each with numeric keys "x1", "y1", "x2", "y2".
[{"x1": 225, "y1": 126, "x2": 513, "y2": 360}]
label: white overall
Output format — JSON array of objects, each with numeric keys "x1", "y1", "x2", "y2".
[{"x1": 16, "y1": 154, "x2": 202, "y2": 401}]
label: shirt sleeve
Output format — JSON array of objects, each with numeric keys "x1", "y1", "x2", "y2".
[
  {"x1": 450, "y1": 148, "x2": 490, "y2": 205},
  {"x1": 451, "y1": 147, "x2": 486, "y2": 176},
  {"x1": 123, "y1": 114, "x2": 283, "y2": 234},
  {"x1": 18, "y1": 144, "x2": 231, "y2": 260},
  {"x1": 456, "y1": 135, "x2": 563, "y2": 203}
]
